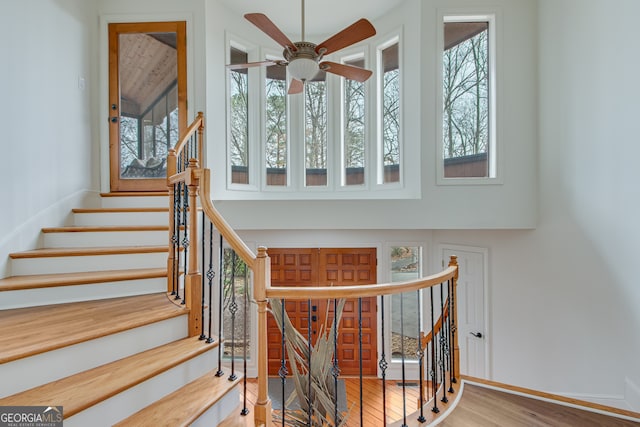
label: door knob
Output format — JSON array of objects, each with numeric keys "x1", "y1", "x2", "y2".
[{"x1": 470, "y1": 332, "x2": 483, "y2": 338}]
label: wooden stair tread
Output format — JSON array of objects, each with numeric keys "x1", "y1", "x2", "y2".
[
  {"x1": 42, "y1": 225, "x2": 168, "y2": 233},
  {"x1": 0, "y1": 268, "x2": 167, "y2": 292},
  {"x1": 10, "y1": 245, "x2": 168, "y2": 259},
  {"x1": 0, "y1": 293, "x2": 185, "y2": 364},
  {"x1": 73, "y1": 207, "x2": 169, "y2": 213},
  {"x1": 100, "y1": 191, "x2": 168, "y2": 197},
  {"x1": 0, "y1": 336, "x2": 218, "y2": 418},
  {"x1": 114, "y1": 370, "x2": 240, "y2": 427}
]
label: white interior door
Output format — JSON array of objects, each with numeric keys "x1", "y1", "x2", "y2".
[{"x1": 442, "y1": 246, "x2": 487, "y2": 378}]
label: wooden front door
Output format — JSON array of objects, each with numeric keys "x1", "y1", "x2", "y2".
[
  {"x1": 267, "y1": 248, "x2": 377, "y2": 376},
  {"x1": 108, "y1": 21, "x2": 187, "y2": 192}
]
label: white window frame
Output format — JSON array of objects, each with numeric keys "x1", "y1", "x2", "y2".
[
  {"x1": 376, "y1": 33, "x2": 403, "y2": 188},
  {"x1": 223, "y1": 29, "x2": 417, "y2": 200},
  {"x1": 382, "y1": 241, "x2": 426, "y2": 380},
  {"x1": 436, "y1": 11, "x2": 502, "y2": 185},
  {"x1": 225, "y1": 33, "x2": 260, "y2": 191},
  {"x1": 338, "y1": 47, "x2": 370, "y2": 191},
  {"x1": 261, "y1": 47, "x2": 290, "y2": 191}
]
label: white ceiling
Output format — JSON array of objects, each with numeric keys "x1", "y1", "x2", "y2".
[{"x1": 216, "y1": 0, "x2": 406, "y2": 39}]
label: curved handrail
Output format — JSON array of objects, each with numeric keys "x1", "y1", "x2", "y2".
[
  {"x1": 173, "y1": 111, "x2": 204, "y2": 157},
  {"x1": 166, "y1": 112, "x2": 460, "y2": 426},
  {"x1": 196, "y1": 168, "x2": 257, "y2": 269},
  {"x1": 266, "y1": 266, "x2": 457, "y2": 300}
]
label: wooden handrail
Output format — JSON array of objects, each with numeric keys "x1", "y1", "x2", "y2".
[
  {"x1": 165, "y1": 112, "x2": 459, "y2": 427},
  {"x1": 196, "y1": 168, "x2": 256, "y2": 269},
  {"x1": 420, "y1": 297, "x2": 450, "y2": 345},
  {"x1": 174, "y1": 111, "x2": 204, "y2": 158},
  {"x1": 265, "y1": 266, "x2": 457, "y2": 300}
]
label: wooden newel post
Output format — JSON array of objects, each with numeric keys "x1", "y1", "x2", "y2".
[
  {"x1": 185, "y1": 158, "x2": 202, "y2": 337},
  {"x1": 254, "y1": 246, "x2": 273, "y2": 427},
  {"x1": 166, "y1": 149, "x2": 178, "y2": 294},
  {"x1": 448, "y1": 255, "x2": 460, "y2": 382}
]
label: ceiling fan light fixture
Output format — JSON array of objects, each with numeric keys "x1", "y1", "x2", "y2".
[{"x1": 288, "y1": 57, "x2": 319, "y2": 82}]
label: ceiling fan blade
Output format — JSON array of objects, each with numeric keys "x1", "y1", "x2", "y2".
[
  {"x1": 226, "y1": 60, "x2": 278, "y2": 70},
  {"x1": 320, "y1": 61, "x2": 373, "y2": 82},
  {"x1": 288, "y1": 79, "x2": 304, "y2": 94},
  {"x1": 315, "y1": 19, "x2": 376, "y2": 55},
  {"x1": 245, "y1": 13, "x2": 296, "y2": 50}
]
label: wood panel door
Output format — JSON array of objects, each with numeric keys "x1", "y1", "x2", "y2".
[
  {"x1": 267, "y1": 249, "x2": 319, "y2": 375},
  {"x1": 108, "y1": 21, "x2": 187, "y2": 192},
  {"x1": 267, "y1": 248, "x2": 377, "y2": 376}
]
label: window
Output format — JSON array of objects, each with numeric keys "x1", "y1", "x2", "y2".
[
  {"x1": 390, "y1": 246, "x2": 421, "y2": 360},
  {"x1": 224, "y1": 34, "x2": 410, "y2": 198},
  {"x1": 342, "y1": 55, "x2": 366, "y2": 186},
  {"x1": 265, "y1": 62, "x2": 288, "y2": 186},
  {"x1": 304, "y1": 71, "x2": 328, "y2": 187},
  {"x1": 222, "y1": 248, "x2": 251, "y2": 360},
  {"x1": 229, "y1": 46, "x2": 249, "y2": 185},
  {"x1": 441, "y1": 16, "x2": 496, "y2": 180},
  {"x1": 380, "y1": 40, "x2": 400, "y2": 184}
]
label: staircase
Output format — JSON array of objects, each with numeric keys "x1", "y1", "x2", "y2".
[{"x1": 0, "y1": 192, "x2": 241, "y2": 426}]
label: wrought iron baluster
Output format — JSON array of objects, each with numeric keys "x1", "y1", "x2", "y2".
[
  {"x1": 379, "y1": 295, "x2": 388, "y2": 425},
  {"x1": 206, "y1": 221, "x2": 215, "y2": 344},
  {"x1": 332, "y1": 298, "x2": 340, "y2": 426},
  {"x1": 171, "y1": 183, "x2": 179, "y2": 297},
  {"x1": 279, "y1": 299, "x2": 287, "y2": 427},
  {"x1": 440, "y1": 282, "x2": 448, "y2": 404},
  {"x1": 449, "y1": 278, "x2": 457, "y2": 385},
  {"x1": 307, "y1": 299, "x2": 312, "y2": 425},
  {"x1": 228, "y1": 250, "x2": 238, "y2": 381},
  {"x1": 180, "y1": 184, "x2": 189, "y2": 305},
  {"x1": 417, "y1": 289, "x2": 426, "y2": 423},
  {"x1": 241, "y1": 262, "x2": 249, "y2": 416},
  {"x1": 430, "y1": 287, "x2": 439, "y2": 413},
  {"x1": 400, "y1": 293, "x2": 408, "y2": 427},
  {"x1": 199, "y1": 211, "x2": 207, "y2": 340},
  {"x1": 216, "y1": 235, "x2": 224, "y2": 377},
  {"x1": 358, "y1": 298, "x2": 364, "y2": 427},
  {"x1": 446, "y1": 279, "x2": 454, "y2": 392},
  {"x1": 174, "y1": 182, "x2": 182, "y2": 301}
]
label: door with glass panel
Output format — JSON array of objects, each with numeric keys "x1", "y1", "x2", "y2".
[{"x1": 108, "y1": 22, "x2": 187, "y2": 192}]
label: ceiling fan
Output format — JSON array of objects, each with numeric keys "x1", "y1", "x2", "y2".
[{"x1": 227, "y1": 0, "x2": 376, "y2": 94}]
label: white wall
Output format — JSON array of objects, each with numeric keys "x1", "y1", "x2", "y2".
[
  {"x1": 0, "y1": 0, "x2": 98, "y2": 277},
  {"x1": 537, "y1": 0, "x2": 640, "y2": 408},
  {"x1": 432, "y1": 0, "x2": 640, "y2": 410}
]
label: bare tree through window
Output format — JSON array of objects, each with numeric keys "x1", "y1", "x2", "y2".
[{"x1": 443, "y1": 22, "x2": 489, "y2": 178}]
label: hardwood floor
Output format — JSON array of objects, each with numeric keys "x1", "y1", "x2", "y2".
[
  {"x1": 224, "y1": 378, "x2": 640, "y2": 426},
  {"x1": 439, "y1": 383, "x2": 640, "y2": 427}
]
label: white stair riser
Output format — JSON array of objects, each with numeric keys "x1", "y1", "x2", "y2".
[
  {"x1": 44, "y1": 230, "x2": 168, "y2": 248},
  {"x1": 65, "y1": 348, "x2": 219, "y2": 427},
  {"x1": 192, "y1": 386, "x2": 241, "y2": 427},
  {"x1": 11, "y1": 252, "x2": 167, "y2": 275},
  {"x1": 0, "y1": 315, "x2": 188, "y2": 398},
  {"x1": 74, "y1": 211, "x2": 168, "y2": 227},
  {"x1": 0, "y1": 277, "x2": 166, "y2": 310},
  {"x1": 101, "y1": 197, "x2": 169, "y2": 209}
]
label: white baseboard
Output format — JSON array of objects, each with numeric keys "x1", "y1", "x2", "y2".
[
  {"x1": 626, "y1": 377, "x2": 640, "y2": 412},
  {"x1": 0, "y1": 190, "x2": 99, "y2": 278},
  {"x1": 558, "y1": 392, "x2": 629, "y2": 411}
]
